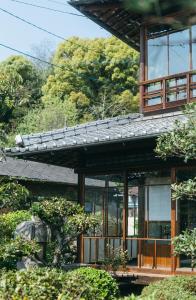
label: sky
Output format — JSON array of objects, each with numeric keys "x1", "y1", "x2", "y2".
[{"x1": 0, "y1": 0, "x2": 110, "y2": 61}]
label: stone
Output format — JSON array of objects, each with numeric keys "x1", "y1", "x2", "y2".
[{"x1": 17, "y1": 257, "x2": 44, "y2": 270}]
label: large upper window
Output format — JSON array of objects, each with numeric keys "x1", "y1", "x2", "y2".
[{"x1": 147, "y1": 26, "x2": 196, "y2": 80}]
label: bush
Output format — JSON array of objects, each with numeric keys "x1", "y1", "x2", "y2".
[
  {"x1": 59, "y1": 267, "x2": 119, "y2": 300},
  {"x1": 0, "y1": 267, "x2": 119, "y2": 300},
  {"x1": 0, "y1": 268, "x2": 67, "y2": 299},
  {"x1": 0, "y1": 237, "x2": 40, "y2": 269},
  {"x1": 141, "y1": 276, "x2": 196, "y2": 300},
  {"x1": 0, "y1": 181, "x2": 30, "y2": 210},
  {"x1": 0, "y1": 210, "x2": 31, "y2": 241}
]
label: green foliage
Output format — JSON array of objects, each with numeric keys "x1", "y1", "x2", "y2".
[
  {"x1": 172, "y1": 178, "x2": 196, "y2": 201},
  {"x1": 173, "y1": 229, "x2": 196, "y2": 271},
  {"x1": 0, "y1": 237, "x2": 40, "y2": 270},
  {"x1": 0, "y1": 267, "x2": 67, "y2": 299},
  {"x1": 4, "y1": 38, "x2": 139, "y2": 144},
  {"x1": 11, "y1": 98, "x2": 68, "y2": 137},
  {"x1": 0, "y1": 180, "x2": 30, "y2": 210},
  {"x1": 103, "y1": 245, "x2": 129, "y2": 271},
  {"x1": 42, "y1": 36, "x2": 139, "y2": 124},
  {"x1": 59, "y1": 267, "x2": 119, "y2": 300},
  {"x1": 125, "y1": 0, "x2": 196, "y2": 18},
  {"x1": 31, "y1": 197, "x2": 99, "y2": 266},
  {"x1": 0, "y1": 267, "x2": 118, "y2": 300},
  {"x1": 0, "y1": 210, "x2": 31, "y2": 241},
  {"x1": 0, "y1": 55, "x2": 43, "y2": 135},
  {"x1": 155, "y1": 103, "x2": 196, "y2": 162},
  {"x1": 140, "y1": 275, "x2": 196, "y2": 300}
]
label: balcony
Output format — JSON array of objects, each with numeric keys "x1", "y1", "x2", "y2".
[
  {"x1": 81, "y1": 236, "x2": 196, "y2": 275},
  {"x1": 141, "y1": 71, "x2": 196, "y2": 113}
]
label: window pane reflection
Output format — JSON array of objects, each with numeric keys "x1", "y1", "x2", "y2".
[
  {"x1": 169, "y1": 29, "x2": 189, "y2": 74},
  {"x1": 192, "y1": 25, "x2": 196, "y2": 70},
  {"x1": 147, "y1": 27, "x2": 195, "y2": 80},
  {"x1": 148, "y1": 35, "x2": 168, "y2": 80}
]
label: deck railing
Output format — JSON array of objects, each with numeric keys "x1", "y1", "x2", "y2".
[
  {"x1": 140, "y1": 71, "x2": 196, "y2": 113},
  {"x1": 82, "y1": 236, "x2": 171, "y2": 270}
]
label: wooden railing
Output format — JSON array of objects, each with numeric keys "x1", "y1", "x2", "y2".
[
  {"x1": 140, "y1": 71, "x2": 196, "y2": 113},
  {"x1": 82, "y1": 236, "x2": 171, "y2": 270}
]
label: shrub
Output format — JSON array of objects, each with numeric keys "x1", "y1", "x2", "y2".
[
  {"x1": 0, "y1": 267, "x2": 119, "y2": 300},
  {"x1": 0, "y1": 237, "x2": 40, "y2": 269},
  {"x1": 173, "y1": 229, "x2": 196, "y2": 271},
  {"x1": 0, "y1": 268, "x2": 67, "y2": 300},
  {"x1": 59, "y1": 267, "x2": 119, "y2": 300},
  {"x1": 0, "y1": 210, "x2": 31, "y2": 241},
  {"x1": 0, "y1": 181, "x2": 30, "y2": 210},
  {"x1": 141, "y1": 276, "x2": 196, "y2": 300},
  {"x1": 103, "y1": 245, "x2": 129, "y2": 271}
]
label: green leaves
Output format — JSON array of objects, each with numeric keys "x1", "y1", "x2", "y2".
[
  {"x1": 141, "y1": 275, "x2": 196, "y2": 300},
  {"x1": 155, "y1": 103, "x2": 196, "y2": 162},
  {"x1": 0, "y1": 210, "x2": 31, "y2": 242},
  {"x1": 0, "y1": 267, "x2": 119, "y2": 300},
  {"x1": 0, "y1": 181, "x2": 30, "y2": 211},
  {"x1": 42, "y1": 36, "x2": 139, "y2": 124},
  {"x1": 172, "y1": 178, "x2": 196, "y2": 202},
  {"x1": 31, "y1": 197, "x2": 99, "y2": 266},
  {"x1": 0, "y1": 237, "x2": 40, "y2": 270},
  {"x1": 172, "y1": 229, "x2": 196, "y2": 270}
]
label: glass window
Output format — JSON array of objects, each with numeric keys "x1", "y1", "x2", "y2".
[
  {"x1": 169, "y1": 29, "x2": 190, "y2": 75},
  {"x1": 192, "y1": 25, "x2": 196, "y2": 70},
  {"x1": 148, "y1": 35, "x2": 168, "y2": 80},
  {"x1": 147, "y1": 27, "x2": 194, "y2": 80}
]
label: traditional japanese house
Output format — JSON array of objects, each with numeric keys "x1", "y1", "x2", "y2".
[{"x1": 6, "y1": 0, "x2": 196, "y2": 277}]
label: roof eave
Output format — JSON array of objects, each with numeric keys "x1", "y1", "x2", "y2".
[{"x1": 6, "y1": 133, "x2": 159, "y2": 158}]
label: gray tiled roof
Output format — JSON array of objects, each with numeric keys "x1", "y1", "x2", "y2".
[
  {"x1": 5, "y1": 112, "x2": 186, "y2": 156},
  {"x1": 0, "y1": 157, "x2": 104, "y2": 187},
  {"x1": 0, "y1": 157, "x2": 78, "y2": 184}
]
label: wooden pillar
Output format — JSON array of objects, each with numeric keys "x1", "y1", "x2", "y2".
[
  {"x1": 77, "y1": 173, "x2": 85, "y2": 263},
  {"x1": 171, "y1": 168, "x2": 177, "y2": 273},
  {"x1": 139, "y1": 25, "x2": 146, "y2": 114},
  {"x1": 123, "y1": 171, "x2": 128, "y2": 251}
]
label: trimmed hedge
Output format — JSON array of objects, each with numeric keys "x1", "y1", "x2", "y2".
[
  {"x1": 140, "y1": 276, "x2": 196, "y2": 300},
  {"x1": 0, "y1": 267, "x2": 119, "y2": 300},
  {"x1": 59, "y1": 267, "x2": 119, "y2": 299}
]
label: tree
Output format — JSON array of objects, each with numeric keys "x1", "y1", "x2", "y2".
[
  {"x1": 42, "y1": 36, "x2": 139, "y2": 124},
  {"x1": 0, "y1": 180, "x2": 30, "y2": 211},
  {"x1": 7, "y1": 98, "x2": 72, "y2": 145},
  {"x1": 0, "y1": 55, "x2": 43, "y2": 136},
  {"x1": 156, "y1": 103, "x2": 196, "y2": 162},
  {"x1": 173, "y1": 229, "x2": 196, "y2": 271},
  {"x1": 156, "y1": 103, "x2": 196, "y2": 269},
  {"x1": 31, "y1": 197, "x2": 99, "y2": 266}
]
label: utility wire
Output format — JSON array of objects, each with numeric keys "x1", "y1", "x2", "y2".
[
  {"x1": 9, "y1": 0, "x2": 85, "y2": 17},
  {"x1": 0, "y1": 7, "x2": 104, "y2": 55},
  {"x1": 0, "y1": 42, "x2": 65, "y2": 69},
  {"x1": 0, "y1": 7, "x2": 65, "y2": 40}
]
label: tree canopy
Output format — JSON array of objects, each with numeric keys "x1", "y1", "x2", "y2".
[
  {"x1": 42, "y1": 36, "x2": 139, "y2": 124},
  {"x1": 2, "y1": 37, "x2": 139, "y2": 146}
]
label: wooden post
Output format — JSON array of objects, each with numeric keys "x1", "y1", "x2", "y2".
[
  {"x1": 77, "y1": 173, "x2": 85, "y2": 263},
  {"x1": 171, "y1": 168, "x2": 177, "y2": 273},
  {"x1": 139, "y1": 25, "x2": 146, "y2": 114},
  {"x1": 123, "y1": 171, "x2": 128, "y2": 251}
]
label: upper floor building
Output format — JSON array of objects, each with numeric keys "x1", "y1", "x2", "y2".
[{"x1": 70, "y1": 0, "x2": 196, "y2": 114}]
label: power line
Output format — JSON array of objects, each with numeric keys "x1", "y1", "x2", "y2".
[
  {"x1": 0, "y1": 42, "x2": 64, "y2": 69},
  {"x1": 0, "y1": 7, "x2": 104, "y2": 55},
  {"x1": 9, "y1": 0, "x2": 85, "y2": 17},
  {"x1": 0, "y1": 7, "x2": 65, "y2": 40}
]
